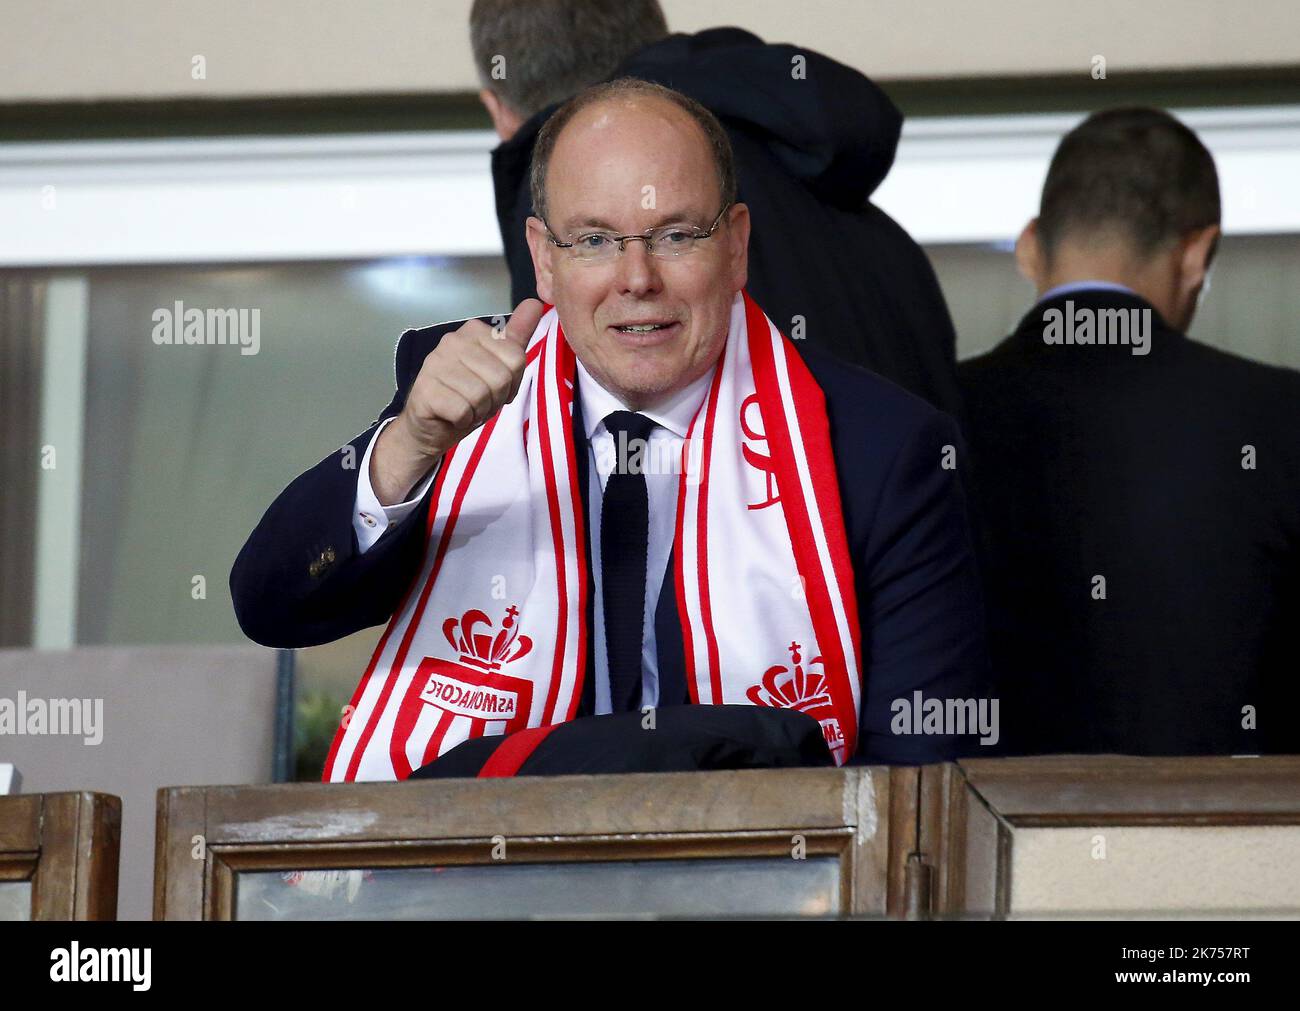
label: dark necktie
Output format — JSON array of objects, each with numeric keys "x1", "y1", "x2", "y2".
[{"x1": 600, "y1": 410, "x2": 656, "y2": 713}]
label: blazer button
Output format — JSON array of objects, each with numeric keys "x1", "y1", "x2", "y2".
[{"x1": 309, "y1": 547, "x2": 337, "y2": 578}]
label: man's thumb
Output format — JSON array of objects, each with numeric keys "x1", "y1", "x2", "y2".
[{"x1": 502, "y1": 298, "x2": 545, "y2": 349}]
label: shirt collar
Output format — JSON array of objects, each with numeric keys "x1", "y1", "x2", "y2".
[
  {"x1": 575, "y1": 356, "x2": 715, "y2": 440},
  {"x1": 1037, "y1": 280, "x2": 1137, "y2": 305}
]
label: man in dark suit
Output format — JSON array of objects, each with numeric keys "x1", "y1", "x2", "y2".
[
  {"x1": 469, "y1": 0, "x2": 964, "y2": 416},
  {"x1": 959, "y1": 107, "x2": 1300, "y2": 756},
  {"x1": 232, "y1": 80, "x2": 987, "y2": 777}
]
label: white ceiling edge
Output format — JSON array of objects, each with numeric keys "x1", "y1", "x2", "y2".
[
  {"x1": 2, "y1": 107, "x2": 1298, "y2": 267},
  {"x1": 874, "y1": 105, "x2": 1300, "y2": 244}
]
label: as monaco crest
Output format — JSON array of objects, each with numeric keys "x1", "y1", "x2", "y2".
[
  {"x1": 747, "y1": 641, "x2": 846, "y2": 760},
  {"x1": 415, "y1": 605, "x2": 535, "y2": 734}
]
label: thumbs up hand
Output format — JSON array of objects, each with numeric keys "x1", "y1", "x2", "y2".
[{"x1": 370, "y1": 299, "x2": 545, "y2": 504}]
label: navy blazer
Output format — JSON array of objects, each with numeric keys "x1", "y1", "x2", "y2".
[
  {"x1": 960, "y1": 289, "x2": 1300, "y2": 756},
  {"x1": 231, "y1": 316, "x2": 990, "y2": 763}
]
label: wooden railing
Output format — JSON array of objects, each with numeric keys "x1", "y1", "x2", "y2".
[
  {"x1": 154, "y1": 757, "x2": 1300, "y2": 920},
  {"x1": 0, "y1": 791, "x2": 121, "y2": 920}
]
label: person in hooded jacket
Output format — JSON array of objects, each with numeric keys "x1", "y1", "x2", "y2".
[{"x1": 470, "y1": 0, "x2": 964, "y2": 417}]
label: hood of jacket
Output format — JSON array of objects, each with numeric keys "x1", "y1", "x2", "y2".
[{"x1": 492, "y1": 26, "x2": 902, "y2": 218}]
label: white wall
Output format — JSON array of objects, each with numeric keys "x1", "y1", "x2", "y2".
[
  {"x1": 0, "y1": 645, "x2": 279, "y2": 920},
  {"x1": 2, "y1": 0, "x2": 1298, "y2": 104}
]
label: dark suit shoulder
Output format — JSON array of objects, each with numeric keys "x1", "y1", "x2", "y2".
[
  {"x1": 1175, "y1": 336, "x2": 1300, "y2": 395},
  {"x1": 956, "y1": 333, "x2": 1019, "y2": 376},
  {"x1": 1174, "y1": 344, "x2": 1300, "y2": 457},
  {"x1": 960, "y1": 319, "x2": 1300, "y2": 423},
  {"x1": 800, "y1": 340, "x2": 957, "y2": 447}
]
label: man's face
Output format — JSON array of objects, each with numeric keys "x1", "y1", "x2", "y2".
[{"x1": 525, "y1": 96, "x2": 749, "y2": 409}]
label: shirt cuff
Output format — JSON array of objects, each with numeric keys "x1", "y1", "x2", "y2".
[{"x1": 353, "y1": 416, "x2": 439, "y2": 553}]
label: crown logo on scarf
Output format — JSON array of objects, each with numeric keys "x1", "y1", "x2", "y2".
[
  {"x1": 746, "y1": 641, "x2": 833, "y2": 714},
  {"x1": 441, "y1": 606, "x2": 533, "y2": 672}
]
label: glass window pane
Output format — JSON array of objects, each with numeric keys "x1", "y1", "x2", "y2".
[
  {"x1": 235, "y1": 858, "x2": 843, "y2": 920},
  {"x1": 78, "y1": 256, "x2": 508, "y2": 646},
  {"x1": 0, "y1": 881, "x2": 32, "y2": 921}
]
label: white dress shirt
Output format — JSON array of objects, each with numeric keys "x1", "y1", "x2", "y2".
[
  {"x1": 352, "y1": 415, "x2": 440, "y2": 553},
  {"x1": 352, "y1": 362, "x2": 714, "y2": 714}
]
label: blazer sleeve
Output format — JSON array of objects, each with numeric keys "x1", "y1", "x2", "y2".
[
  {"x1": 853, "y1": 411, "x2": 992, "y2": 764},
  {"x1": 229, "y1": 329, "x2": 434, "y2": 648}
]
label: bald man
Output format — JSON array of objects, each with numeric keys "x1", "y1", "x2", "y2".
[{"x1": 232, "y1": 80, "x2": 988, "y2": 781}]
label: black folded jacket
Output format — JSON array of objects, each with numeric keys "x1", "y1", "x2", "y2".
[{"x1": 407, "y1": 704, "x2": 834, "y2": 779}]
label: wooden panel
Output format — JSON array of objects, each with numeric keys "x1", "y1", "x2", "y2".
[
  {"x1": 156, "y1": 766, "x2": 914, "y2": 920},
  {"x1": 199, "y1": 768, "x2": 862, "y2": 844},
  {"x1": 153, "y1": 786, "x2": 207, "y2": 921},
  {"x1": 0, "y1": 795, "x2": 40, "y2": 850},
  {"x1": 30, "y1": 793, "x2": 121, "y2": 920},
  {"x1": 933, "y1": 757, "x2": 1300, "y2": 918},
  {"x1": 918, "y1": 762, "x2": 956, "y2": 916},
  {"x1": 0, "y1": 854, "x2": 38, "y2": 881},
  {"x1": 78, "y1": 793, "x2": 121, "y2": 919},
  {"x1": 885, "y1": 766, "x2": 919, "y2": 917},
  {"x1": 210, "y1": 831, "x2": 856, "y2": 870},
  {"x1": 850, "y1": 766, "x2": 897, "y2": 918},
  {"x1": 959, "y1": 756, "x2": 1300, "y2": 824},
  {"x1": 32, "y1": 793, "x2": 80, "y2": 919},
  {"x1": 961, "y1": 787, "x2": 1006, "y2": 918}
]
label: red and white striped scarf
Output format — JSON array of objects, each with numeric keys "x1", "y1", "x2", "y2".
[{"x1": 324, "y1": 290, "x2": 862, "y2": 781}]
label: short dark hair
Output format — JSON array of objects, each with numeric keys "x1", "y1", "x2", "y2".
[
  {"x1": 529, "y1": 77, "x2": 738, "y2": 226},
  {"x1": 469, "y1": 0, "x2": 668, "y2": 120},
  {"x1": 1037, "y1": 107, "x2": 1220, "y2": 259}
]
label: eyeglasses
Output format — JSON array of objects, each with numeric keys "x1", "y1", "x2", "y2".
[{"x1": 542, "y1": 203, "x2": 731, "y2": 261}]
